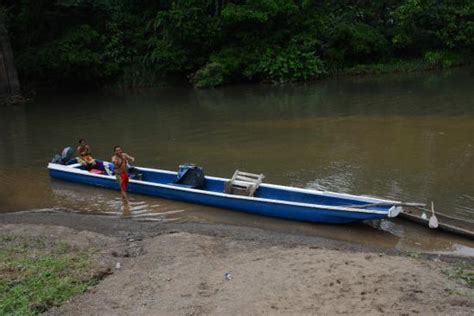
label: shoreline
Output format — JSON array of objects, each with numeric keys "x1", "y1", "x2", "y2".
[
  {"x1": 1, "y1": 210, "x2": 473, "y2": 262},
  {"x1": 15, "y1": 63, "x2": 473, "y2": 96},
  {"x1": 1, "y1": 211, "x2": 473, "y2": 315},
  {"x1": 0, "y1": 210, "x2": 388, "y2": 254}
]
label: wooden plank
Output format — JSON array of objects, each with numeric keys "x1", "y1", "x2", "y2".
[
  {"x1": 232, "y1": 180, "x2": 253, "y2": 188},
  {"x1": 230, "y1": 187, "x2": 251, "y2": 196},
  {"x1": 237, "y1": 171, "x2": 264, "y2": 178},
  {"x1": 230, "y1": 170, "x2": 240, "y2": 181},
  {"x1": 227, "y1": 170, "x2": 265, "y2": 197},
  {"x1": 399, "y1": 207, "x2": 474, "y2": 240},
  {"x1": 235, "y1": 175, "x2": 260, "y2": 183}
]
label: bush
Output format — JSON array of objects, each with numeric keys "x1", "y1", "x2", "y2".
[
  {"x1": 330, "y1": 23, "x2": 389, "y2": 64},
  {"x1": 424, "y1": 51, "x2": 466, "y2": 68},
  {"x1": 207, "y1": 47, "x2": 264, "y2": 83},
  {"x1": 7, "y1": 0, "x2": 474, "y2": 89},
  {"x1": 16, "y1": 24, "x2": 103, "y2": 85},
  {"x1": 249, "y1": 46, "x2": 326, "y2": 83},
  {"x1": 191, "y1": 62, "x2": 227, "y2": 88},
  {"x1": 391, "y1": 0, "x2": 474, "y2": 54}
]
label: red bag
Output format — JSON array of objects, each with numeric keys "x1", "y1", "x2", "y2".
[{"x1": 89, "y1": 168, "x2": 104, "y2": 175}]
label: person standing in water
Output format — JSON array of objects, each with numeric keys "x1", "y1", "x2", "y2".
[{"x1": 112, "y1": 145, "x2": 135, "y2": 214}]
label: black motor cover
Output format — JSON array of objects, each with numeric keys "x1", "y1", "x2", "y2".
[
  {"x1": 51, "y1": 146, "x2": 74, "y2": 164},
  {"x1": 175, "y1": 164, "x2": 205, "y2": 189}
]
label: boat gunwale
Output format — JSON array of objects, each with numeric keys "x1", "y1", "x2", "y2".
[
  {"x1": 136, "y1": 166, "x2": 401, "y2": 205},
  {"x1": 47, "y1": 163, "x2": 395, "y2": 216}
]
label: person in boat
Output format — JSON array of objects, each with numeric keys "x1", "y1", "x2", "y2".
[
  {"x1": 112, "y1": 145, "x2": 135, "y2": 213},
  {"x1": 76, "y1": 139, "x2": 96, "y2": 169}
]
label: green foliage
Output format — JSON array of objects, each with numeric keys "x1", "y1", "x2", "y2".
[
  {"x1": 210, "y1": 48, "x2": 250, "y2": 76},
  {"x1": 249, "y1": 46, "x2": 326, "y2": 83},
  {"x1": 6, "y1": 0, "x2": 146, "y2": 87},
  {"x1": 0, "y1": 236, "x2": 97, "y2": 315},
  {"x1": 145, "y1": 0, "x2": 221, "y2": 74},
  {"x1": 145, "y1": 38, "x2": 189, "y2": 74},
  {"x1": 221, "y1": 0, "x2": 298, "y2": 24},
  {"x1": 342, "y1": 59, "x2": 431, "y2": 75},
  {"x1": 4, "y1": 0, "x2": 474, "y2": 89},
  {"x1": 424, "y1": 51, "x2": 467, "y2": 68},
  {"x1": 16, "y1": 24, "x2": 103, "y2": 84},
  {"x1": 330, "y1": 23, "x2": 389, "y2": 64},
  {"x1": 51, "y1": 25, "x2": 101, "y2": 70},
  {"x1": 443, "y1": 264, "x2": 474, "y2": 288},
  {"x1": 191, "y1": 62, "x2": 227, "y2": 88},
  {"x1": 391, "y1": 0, "x2": 474, "y2": 54}
]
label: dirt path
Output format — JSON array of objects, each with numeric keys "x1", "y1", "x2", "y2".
[
  {"x1": 1, "y1": 212, "x2": 473, "y2": 315},
  {"x1": 49, "y1": 232, "x2": 473, "y2": 315}
]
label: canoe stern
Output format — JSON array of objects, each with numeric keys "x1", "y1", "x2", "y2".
[{"x1": 388, "y1": 206, "x2": 402, "y2": 218}]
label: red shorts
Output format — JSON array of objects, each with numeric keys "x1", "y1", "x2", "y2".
[{"x1": 116, "y1": 172, "x2": 129, "y2": 191}]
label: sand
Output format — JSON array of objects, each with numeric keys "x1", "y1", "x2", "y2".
[{"x1": 1, "y1": 214, "x2": 472, "y2": 316}]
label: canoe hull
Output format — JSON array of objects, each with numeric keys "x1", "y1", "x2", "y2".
[{"x1": 48, "y1": 164, "x2": 393, "y2": 224}]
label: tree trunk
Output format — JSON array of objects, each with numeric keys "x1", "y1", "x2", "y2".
[{"x1": 0, "y1": 12, "x2": 21, "y2": 97}]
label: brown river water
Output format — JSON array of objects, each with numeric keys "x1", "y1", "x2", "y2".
[{"x1": 1, "y1": 68, "x2": 473, "y2": 254}]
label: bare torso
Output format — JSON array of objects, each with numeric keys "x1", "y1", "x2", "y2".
[
  {"x1": 77, "y1": 145, "x2": 91, "y2": 157},
  {"x1": 112, "y1": 153, "x2": 133, "y2": 174}
]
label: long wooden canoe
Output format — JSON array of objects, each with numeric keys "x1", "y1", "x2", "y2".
[{"x1": 48, "y1": 161, "x2": 408, "y2": 224}]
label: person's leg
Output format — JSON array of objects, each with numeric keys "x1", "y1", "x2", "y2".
[
  {"x1": 120, "y1": 173, "x2": 130, "y2": 216},
  {"x1": 121, "y1": 189, "x2": 130, "y2": 216},
  {"x1": 116, "y1": 174, "x2": 127, "y2": 214}
]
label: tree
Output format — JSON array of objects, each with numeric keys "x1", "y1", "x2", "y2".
[{"x1": 0, "y1": 7, "x2": 21, "y2": 97}]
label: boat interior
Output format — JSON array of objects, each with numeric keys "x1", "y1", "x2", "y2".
[{"x1": 67, "y1": 160, "x2": 390, "y2": 210}]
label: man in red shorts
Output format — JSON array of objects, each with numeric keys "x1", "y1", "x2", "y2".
[{"x1": 112, "y1": 145, "x2": 135, "y2": 213}]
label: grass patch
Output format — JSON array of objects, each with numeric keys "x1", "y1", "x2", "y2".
[
  {"x1": 406, "y1": 251, "x2": 421, "y2": 259},
  {"x1": 0, "y1": 235, "x2": 99, "y2": 315},
  {"x1": 443, "y1": 263, "x2": 474, "y2": 288}
]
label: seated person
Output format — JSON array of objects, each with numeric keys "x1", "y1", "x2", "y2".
[{"x1": 76, "y1": 139, "x2": 96, "y2": 169}]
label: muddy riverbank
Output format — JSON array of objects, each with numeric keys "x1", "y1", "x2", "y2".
[
  {"x1": 0, "y1": 211, "x2": 399, "y2": 253},
  {"x1": 1, "y1": 211, "x2": 473, "y2": 315}
]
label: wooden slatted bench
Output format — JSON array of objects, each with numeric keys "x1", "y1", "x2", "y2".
[{"x1": 224, "y1": 170, "x2": 265, "y2": 197}]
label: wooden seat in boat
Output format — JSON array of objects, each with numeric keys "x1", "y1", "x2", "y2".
[{"x1": 224, "y1": 170, "x2": 265, "y2": 197}]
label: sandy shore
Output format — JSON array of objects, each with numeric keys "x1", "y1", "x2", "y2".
[{"x1": 1, "y1": 211, "x2": 473, "y2": 315}]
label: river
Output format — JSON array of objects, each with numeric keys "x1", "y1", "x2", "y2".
[{"x1": 1, "y1": 68, "x2": 473, "y2": 254}]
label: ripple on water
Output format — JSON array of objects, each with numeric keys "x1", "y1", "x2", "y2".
[{"x1": 47, "y1": 181, "x2": 186, "y2": 222}]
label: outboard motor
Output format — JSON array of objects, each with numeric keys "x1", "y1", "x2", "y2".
[
  {"x1": 175, "y1": 163, "x2": 205, "y2": 189},
  {"x1": 61, "y1": 147, "x2": 74, "y2": 163},
  {"x1": 128, "y1": 166, "x2": 143, "y2": 180},
  {"x1": 51, "y1": 146, "x2": 75, "y2": 164},
  {"x1": 51, "y1": 154, "x2": 62, "y2": 164}
]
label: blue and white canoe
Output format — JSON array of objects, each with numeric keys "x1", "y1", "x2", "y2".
[{"x1": 48, "y1": 162, "x2": 412, "y2": 224}]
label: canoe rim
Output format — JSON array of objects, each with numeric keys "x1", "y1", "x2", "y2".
[{"x1": 48, "y1": 163, "x2": 400, "y2": 216}]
